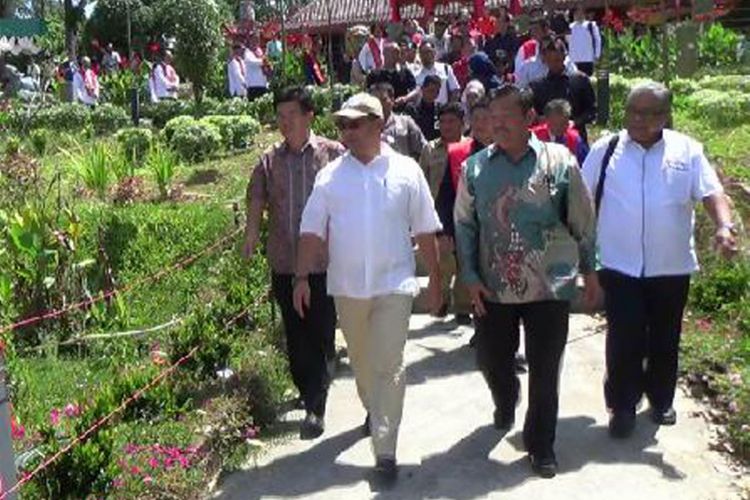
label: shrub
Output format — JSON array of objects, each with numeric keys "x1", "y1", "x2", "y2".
[
  {"x1": 40, "y1": 103, "x2": 91, "y2": 132},
  {"x1": 163, "y1": 115, "x2": 197, "y2": 143},
  {"x1": 29, "y1": 129, "x2": 49, "y2": 157},
  {"x1": 214, "y1": 98, "x2": 255, "y2": 116},
  {"x1": 141, "y1": 100, "x2": 191, "y2": 128},
  {"x1": 115, "y1": 127, "x2": 154, "y2": 166},
  {"x1": 248, "y1": 93, "x2": 275, "y2": 124},
  {"x1": 199, "y1": 115, "x2": 260, "y2": 149},
  {"x1": 697, "y1": 74, "x2": 750, "y2": 93},
  {"x1": 91, "y1": 103, "x2": 130, "y2": 135},
  {"x1": 685, "y1": 89, "x2": 750, "y2": 127},
  {"x1": 168, "y1": 121, "x2": 222, "y2": 163}
]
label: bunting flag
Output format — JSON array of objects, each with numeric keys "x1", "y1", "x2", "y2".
[{"x1": 509, "y1": 0, "x2": 523, "y2": 16}]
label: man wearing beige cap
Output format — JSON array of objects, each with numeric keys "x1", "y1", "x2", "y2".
[{"x1": 293, "y1": 93, "x2": 443, "y2": 484}]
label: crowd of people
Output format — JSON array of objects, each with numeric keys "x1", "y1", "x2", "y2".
[{"x1": 240, "y1": 7, "x2": 739, "y2": 488}]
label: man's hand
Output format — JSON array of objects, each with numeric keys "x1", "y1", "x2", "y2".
[
  {"x1": 581, "y1": 272, "x2": 603, "y2": 313},
  {"x1": 438, "y1": 235, "x2": 454, "y2": 255},
  {"x1": 426, "y1": 272, "x2": 443, "y2": 316},
  {"x1": 714, "y1": 226, "x2": 738, "y2": 259},
  {"x1": 466, "y1": 282, "x2": 492, "y2": 317},
  {"x1": 292, "y1": 279, "x2": 311, "y2": 318}
]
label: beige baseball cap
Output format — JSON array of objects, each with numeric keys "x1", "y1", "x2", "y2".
[{"x1": 333, "y1": 93, "x2": 384, "y2": 120}]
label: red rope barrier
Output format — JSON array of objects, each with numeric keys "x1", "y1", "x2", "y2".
[
  {"x1": 0, "y1": 291, "x2": 270, "y2": 499},
  {"x1": 0, "y1": 227, "x2": 242, "y2": 336}
]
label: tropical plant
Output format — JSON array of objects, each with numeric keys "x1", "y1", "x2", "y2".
[
  {"x1": 66, "y1": 143, "x2": 112, "y2": 200},
  {"x1": 698, "y1": 22, "x2": 741, "y2": 69},
  {"x1": 29, "y1": 129, "x2": 49, "y2": 157},
  {"x1": 146, "y1": 144, "x2": 179, "y2": 199}
]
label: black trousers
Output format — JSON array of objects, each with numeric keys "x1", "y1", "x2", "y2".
[
  {"x1": 247, "y1": 87, "x2": 268, "y2": 101},
  {"x1": 575, "y1": 62, "x2": 594, "y2": 76},
  {"x1": 271, "y1": 273, "x2": 336, "y2": 417},
  {"x1": 599, "y1": 269, "x2": 690, "y2": 414},
  {"x1": 476, "y1": 300, "x2": 570, "y2": 457}
]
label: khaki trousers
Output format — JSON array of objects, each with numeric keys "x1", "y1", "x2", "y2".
[{"x1": 334, "y1": 294, "x2": 413, "y2": 459}]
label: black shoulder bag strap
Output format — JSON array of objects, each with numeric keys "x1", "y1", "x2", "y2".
[{"x1": 594, "y1": 134, "x2": 620, "y2": 216}]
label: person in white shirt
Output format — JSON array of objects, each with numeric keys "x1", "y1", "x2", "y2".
[
  {"x1": 293, "y1": 93, "x2": 442, "y2": 485},
  {"x1": 149, "y1": 51, "x2": 179, "y2": 102},
  {"x1": 405, "y1": 41, "x2": 460, "y2": 106},
  {"x1": 72, "y1": 56, "x2": 99, "y2": 107},
  {"x1": 227, "y1": 44, "x2": 247, "y2": 97},
  {"x1": 581, "y1": 82, "x2": 737, "y2": 439},
  {"x1": 244, "y1": 33, "x2": 269, "y2": 100},
  {"x1": 357, "y1": 25, "x2": 385, "y2": 74},
  {"x1": 515, "y1": 36, "x2": 579, "y2": 89},
  {"x1": 567, "y1": 6, "x2": 601, "y2": 76}
]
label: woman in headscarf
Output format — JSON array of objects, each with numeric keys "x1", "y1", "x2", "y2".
[{"x1": 468, "y1": 51, "x2": 502, "y2": 91}]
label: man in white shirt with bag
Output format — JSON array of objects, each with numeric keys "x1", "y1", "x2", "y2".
[
  {"x1": 568, "y1": 6, "x2": 601, "y2": 76},
  {"x1": 582, "y1": 82, "x2": 737, "y2": 439},
  {"x1": 292, "y1": 93, "x2": 443, "y2": 486}
]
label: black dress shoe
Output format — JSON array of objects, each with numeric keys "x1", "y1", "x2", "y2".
[
  {"x1": 608, "y1": 411, "x2": 636, "y2": 439},
  {"x1": 435, "y1": 303, "x2": 448, "y2": 318},
  {"x1": 529, "y1": 452, "x2": 558, "y2": 478},
  {"x1": 374, "y1": 456, "x2": 398, "y2": 484},
  {"x1": 651, "y1": 407, "x2": 677, "y2": 426},
  {"x1": 300, "y1": 413, "x2": 325, "y2": 440},
  {"x1": 361, "y1": 413, "x2": 371, "y2": 437},
  {"x1": 493, "y1": 406, "x2": 515, "y2": 432}
]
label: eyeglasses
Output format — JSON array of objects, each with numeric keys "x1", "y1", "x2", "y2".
[{"x1": 336, "y1": 118, "x2": 371, "y2": 130}]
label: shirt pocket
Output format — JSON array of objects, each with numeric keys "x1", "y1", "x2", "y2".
[{"x1": 661, "y1": 159, "x2": 692, "y2": 205}]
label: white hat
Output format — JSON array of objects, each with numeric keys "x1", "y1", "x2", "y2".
[{"x1": 333, "y1": 93, "x2": 384, "y2": 120}]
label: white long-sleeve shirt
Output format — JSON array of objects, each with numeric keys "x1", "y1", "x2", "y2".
[
  {"x1": 72, "y1": 69, "x2": 99, "y2": 105},
  {"x1": 151, "y1": 63, "x2": 179, "y2": 101},
  {"x1": 227, "y1": 57, "x2": 247, "y2": 97},
  {"x1": 357, "y1": 38, "x2": 384, "y2": 73},
  {"x1": 568, "y1": 21, "x2": 602, "y2": 63},
  {"x1": 300, "y1": 144, "x2": 442, "y2": 299},
  {"x1": 244, "y1": 48, "x2": 268, "y2": 89}
]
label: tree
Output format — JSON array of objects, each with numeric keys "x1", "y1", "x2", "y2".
[
  {"x1": 63, "y1": 0, "x2": 87, "y2": 56},
  {"x1": 160, "y1": 0, "x2": 224, "y2": 104}
]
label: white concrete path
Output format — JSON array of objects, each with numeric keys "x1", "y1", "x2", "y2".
[{"x1": 215, "y1": 314, "x2": 746, "y2": 500}]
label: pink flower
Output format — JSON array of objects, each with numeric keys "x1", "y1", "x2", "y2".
[
  {"x1": 130, "y1": 465, "x2": 141, "y2": 475},
  {"x1": 64, "y1": 403, "x2": 81, "y2": 418},
  {"x1": 123, "y1": 443, "x2": 140, "y2": 455},
  {"x1": 11, "y1": 419, "x2": 25, "y2": 440},
  {"x1": 148, "y1": 457, "x2": 160, "y2": 469},
  {"x1": 111, "y1": 477, "x2": 125, "y2": 489},
  {"x1": 143, "y1": 475, "x2": 153, "y2": 485},
  {"x1": 244, "y1": 425, "x2": 259, "y2": 439},
  {"x1": 49, "y1": 408, "x2": 61, "y2": 426},
  {"x1": 178, "y1": 455, "x2": 190, "y2": 468}
]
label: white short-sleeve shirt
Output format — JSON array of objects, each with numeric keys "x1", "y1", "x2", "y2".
[
  {"x1": 300, "y1": 144, "x2": 442, "y2": 299},
  {"x1": 582, "y1": 129, "x2": 723, "y2": 278},
  {"x1": 414, "y1": 63, "x2": 460, "y2": 105}
]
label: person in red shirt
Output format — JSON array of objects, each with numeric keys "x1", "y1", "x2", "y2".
[
  {"x1": 531, "y1": 98, "x2": 589, "y2": 165},
  {"x1": 452, "y1": 36, "x2": 477, "y2": 89}
]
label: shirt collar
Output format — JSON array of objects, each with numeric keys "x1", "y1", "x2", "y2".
[
  {"x1": 488, "y1": 133, "x2": 542, "y2": 163},
  {"x1": 282, "y1": 133, "x2": 318, "y2": 154}
]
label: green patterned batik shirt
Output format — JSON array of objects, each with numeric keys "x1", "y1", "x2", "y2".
[{"x1": 453, "y1": 134, "x2": 596, "y2": 304}]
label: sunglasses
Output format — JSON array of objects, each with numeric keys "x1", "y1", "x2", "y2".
[{"x1": 335, "y1": 117, "x2": 371, "y2": 130}]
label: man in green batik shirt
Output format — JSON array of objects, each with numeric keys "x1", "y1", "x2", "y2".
[{"x1": 453, "y1": 84, "x2": 601, "y2": 479}]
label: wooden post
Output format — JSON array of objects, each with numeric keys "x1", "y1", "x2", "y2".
[{"x1": 661, "y1": 0, "x2": 671, "y2": 85}]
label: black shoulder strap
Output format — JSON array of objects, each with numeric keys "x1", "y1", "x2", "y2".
[
  {"x1": 594, "y1": 134, "x2": 620, "y2": 216},
  {"x1": 587, "y1": 21, "x2": 597, "y2": 54}
]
